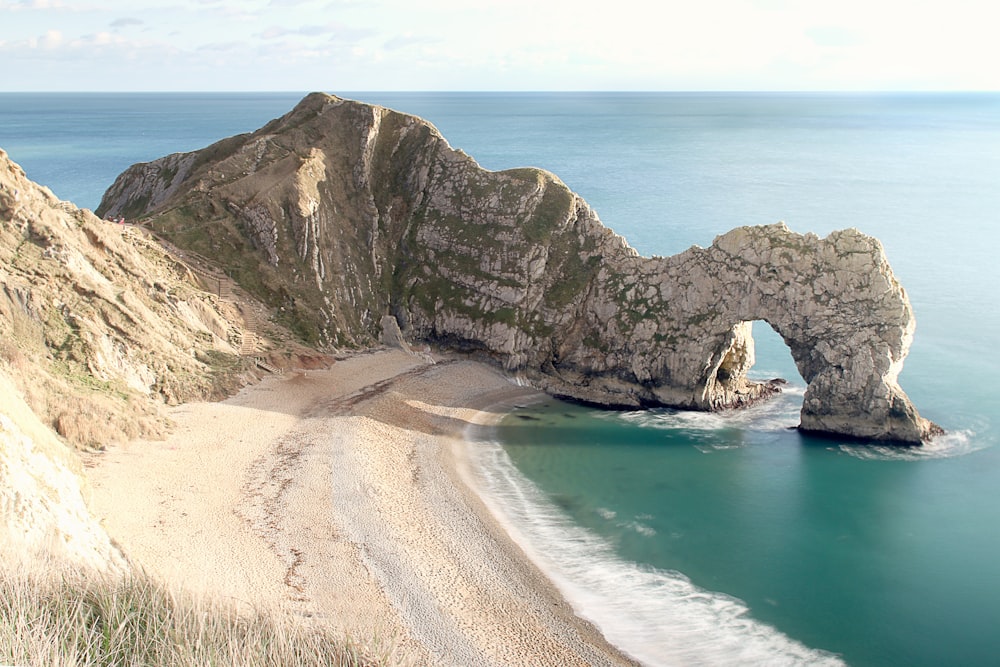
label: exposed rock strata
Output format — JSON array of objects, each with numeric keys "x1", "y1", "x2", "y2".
[
  {"x1": 0, "y1": 372, "x2": 125, "y2": 572},
  {"x1": 1, "y1": 147, "x2": 322, "y2": 565},
  {"x1": 99, "y1": 93, "x2": 938, "y2": 443}
]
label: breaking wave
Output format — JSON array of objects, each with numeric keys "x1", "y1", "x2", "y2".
[
  {"x1": 836, "y1": 427, "x2": 990, "y2": 461},
  {"x1": 467, "y1": 438, "x2": 845, "y2": 667},
  {"x1": 612, "y1": 383, "x2": 805, "y2": 439}
]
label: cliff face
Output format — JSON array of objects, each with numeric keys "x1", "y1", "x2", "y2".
[
  {"x1": 98, "y1": 92, "x2": 938, "y2": 443},
  {"x1": 0, "y1": 147, "x2": 303, "y2": 565},
  {"x1": 0, "y1": 372, "x2": 125, "y2": 571}
]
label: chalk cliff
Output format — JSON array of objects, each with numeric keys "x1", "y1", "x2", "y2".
[
  {"x1": 0, "y1": 148, "x2": 325, "y2": 566},
  {"x1": 98, "y1": 92, "x2": 938, "y2": 443}
]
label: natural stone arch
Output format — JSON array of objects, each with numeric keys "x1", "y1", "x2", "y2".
[
  {"x1": 637, "y1": 224, "x2": 937, "y2": 443},
  {"x1": 96, "y1": 93, "x2": 937, "y2": 443}
]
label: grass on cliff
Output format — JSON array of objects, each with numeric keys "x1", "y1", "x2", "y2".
[{"x1": 0, "y1": 558, "x2": 385, "y2": 667}]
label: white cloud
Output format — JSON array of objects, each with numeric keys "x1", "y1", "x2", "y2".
[
  {"x1": 18, "y1": 0, "x2": 69, "y2": 8},
  {"x1": 110, "y1": 17, "x2": 144, "y2": 28},
  {"x1": 1, "y1": 0, "x2": 998, "y2": 90},
  {"x1": 382, "y1": 32, "x2": 437, "y2": 52},
  {"x1": 35, "y1": 29, "x2": 64, "y2": 49},
  {"x1": 258, "y1": 21, "x2": 371, "y2": 40},
  {"x1": 805, "y1": 26, "x2": 862, "y2": 48}
]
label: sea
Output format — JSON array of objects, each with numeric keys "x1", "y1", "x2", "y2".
[{"x1": 2, "y1": 91, "x2": 998, "y2": 666}]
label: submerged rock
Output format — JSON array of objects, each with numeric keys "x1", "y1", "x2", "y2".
[{"x1": 98, "y1": 92, "x2": 939, "y2": 443}]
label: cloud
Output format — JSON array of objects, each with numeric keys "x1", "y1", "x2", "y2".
[
  {"x1": 1, "y1": 0, "x2": 67, "y2": 8},
  {"x1": 383, "y1": 32, "x2": 438, "y2": 51},
  {"x1": 110, "y1": 17, "x2": 144, "y2": 29},
  {"x1": 258, "y1": 21, "x2": 373, "y2": 41},
  {"x1": 89, "y1": 31, "x2": 125, "y2": 46},
  {"x1": 195, "y1": 40, "x2": 247, "y2": 53},
  {"x1": 35, "y1": 29, "x2": 63, "y2": 49}
]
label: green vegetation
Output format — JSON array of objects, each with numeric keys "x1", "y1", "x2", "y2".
[
  {"x1": 160, "y1": 164, "x2": 178, "y2": 188},
  {"x1": 544, "y1": 253, "x2": 600, "y2": 310},
  {"x1": 687, "y1": 311, "x2": 717, "y2": 326},
  {"x1": 189, "y1": 134, "x2": 251, "y2": 174},
  {"x1": 119, "y1": 193, "x2": 152, "y2": 221},
  {"x1": 0, "y1": 560, "x2": 382, "y2": 667},
  {"x1": 522, "y1": 180, "x2": 572, "y2": 244}
]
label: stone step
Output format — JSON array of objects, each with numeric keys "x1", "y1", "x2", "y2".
[
  {"x1": 254, "y1": 357, "x2": 280, "y2": 374},
  {"x1": 239, "y1": 332, "x2": 256, "y2": 356}
]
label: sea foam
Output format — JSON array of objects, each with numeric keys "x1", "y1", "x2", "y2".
[
  {"x1": 836, "y1": 428, "x2": 989, "y2": 461},
  {"x1": 614, "y1": 382, "x2": 805, "y2": 442},
  {"x1": 468, "y1": 439, "x2": 845, "y2": 667}
]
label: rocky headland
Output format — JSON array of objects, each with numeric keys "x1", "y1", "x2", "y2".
[
  {"x1": 1, "y1": 92, "x2": 942, "y2": 664},
  {"x1": 0, "y1": 146, "x2": 324, "y2": 567},
  {"x1": 100, "y1": 92, "x2": 938, "y2": 444}
]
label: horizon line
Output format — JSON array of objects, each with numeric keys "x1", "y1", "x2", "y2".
[{"x1": 2, "y1": 89, "x2": 999, "y2": 95}]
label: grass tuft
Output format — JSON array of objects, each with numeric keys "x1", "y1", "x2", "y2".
[{"x1": 0, "y1": 556, "x2": 383, "y2": 667}]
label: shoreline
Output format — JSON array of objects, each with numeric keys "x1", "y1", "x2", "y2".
[{"x1": 87, "y1": 348, "x2": 638, "y2": 666}]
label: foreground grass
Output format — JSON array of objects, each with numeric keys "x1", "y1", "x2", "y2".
[{"x1": 0, "y1": 562, "x2": 380, "y2": 667}]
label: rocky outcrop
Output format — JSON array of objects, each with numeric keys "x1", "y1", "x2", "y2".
[
  {"x1": 0, "y1": 148, "x2": 229, "y2": 567},
  {"x1": 1, "y1": 148, "x2": 258, "y2": 438},
  {"x1": 98, "y1": 93, "x2": 938, "y2": 443},
  {"x1": 0, "y1": 146, "x2": 326, "y2": 571},
  {"x1": 0, "y1": 371, "x2": 126, "y2": 572}
]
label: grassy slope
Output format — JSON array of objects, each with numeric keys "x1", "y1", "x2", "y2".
[{"x1": 0, "y1": 554, "x2": 383, "y2": 667}]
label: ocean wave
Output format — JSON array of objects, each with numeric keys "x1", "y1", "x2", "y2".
[
  {"x1": 469, "y1": 440, "x2": 845, "y2": 667},
  {"x1": 836, "y1": 428, "x2": 990, "y2": 461},
  {"x1": 613, "y1": 387, "x2": 805, "y2": 437}
]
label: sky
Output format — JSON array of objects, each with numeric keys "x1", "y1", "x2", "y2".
[{"x1": 1, "y1": 0, "x2": 998, "y2": 92}]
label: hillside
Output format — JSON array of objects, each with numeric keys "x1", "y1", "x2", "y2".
[
  {"x1": 99, "y1": 92, "x2": 936, "y2": 443},
  {"x1": 0, "y1": 147, "x2": 323, "y2": 563}
]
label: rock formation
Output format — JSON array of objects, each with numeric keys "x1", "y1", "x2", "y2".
[
  {"x1": 98, "y1": 92, "x2": 938, "y2": 443},
  {"x1": 1, "y1": 147, "x2": 324, "y2": 563}
]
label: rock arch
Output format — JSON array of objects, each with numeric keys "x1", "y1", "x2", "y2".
[
  {"x1": 95, "y1": 93, "x2": 937, "y2": 444},
  {"x1": 638, "y1": 224, "x2": 938, "y2": 443}
]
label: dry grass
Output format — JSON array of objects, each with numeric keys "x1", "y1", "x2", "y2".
[{"x1": 0, "y1": 556, "x2": 384, "y2": 667}]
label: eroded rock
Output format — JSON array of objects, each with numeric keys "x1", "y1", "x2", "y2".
[{"x1": 98, "y1": 93, "x2": 938, "y2": 443}]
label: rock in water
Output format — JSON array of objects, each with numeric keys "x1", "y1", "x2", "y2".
[{"x1": 98, "y1": 92, "x2": 939, "y2": 443}]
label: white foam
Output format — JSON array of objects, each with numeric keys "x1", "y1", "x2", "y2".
[
  {"x1": 614, "y1": 385, "x2": 805, "y2": 438},
  {"x1": 468, "y1": 440, "x2": 845, "y2": 667},
  {"x1": 622, "y1": 519, "x2": 657, "y2": 537},
  {"x1": 836, "y1": 428, "x2": 990, "y2": 461}
]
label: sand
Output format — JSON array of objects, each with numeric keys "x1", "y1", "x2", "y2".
[{"x1": 87, "y1": 348, "x2": 638, "y2": 666}]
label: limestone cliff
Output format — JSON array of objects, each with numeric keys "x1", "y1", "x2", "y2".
[
  {"x1": 98, "y1": 92, "x2": 938, "y2": 443},
  {"x1": 0, "y1": 372, "x2": 125, "y2": 571},
  {"x1": 0, "y1": 147, "x2": 318, "y2": 567}
]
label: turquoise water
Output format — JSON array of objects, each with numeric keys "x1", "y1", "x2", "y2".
[
  {"x1": 465, "y1": 94, "x2": 1000, "y2": 666},
  {"x1": 2, "y1": 92, "x2": 998, "y2": 666}
]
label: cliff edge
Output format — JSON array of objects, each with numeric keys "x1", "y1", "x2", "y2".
[
  {"x1": 98, "y1": 92, "x2": 938, "y2": 443},
  {"x1": 0, "y1": 147, "x2": 325, "y2": 566}
]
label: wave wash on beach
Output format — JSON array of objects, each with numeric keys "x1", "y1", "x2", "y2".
[{"x1": 89, "y1": 350, "x2": 641, "y2": 666}]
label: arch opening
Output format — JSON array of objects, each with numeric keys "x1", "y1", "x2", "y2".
[
  {"x1": 703, "y1": 320, "x2": 806, "y2": 412},
  {"x1": 744, "y1": 320, "x2": 804, "y2": 387}
]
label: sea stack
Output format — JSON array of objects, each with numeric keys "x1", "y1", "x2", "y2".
[{"x1": 98, "y1": 92, "x2": 939, "y2": 443}]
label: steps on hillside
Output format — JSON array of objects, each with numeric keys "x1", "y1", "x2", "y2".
[
  {"x1": 254, "y1": 357, "x2": 280, "y2": 374},
  {"x1": 239, "y1": 306, "x2": 258, "y2": 356}
]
